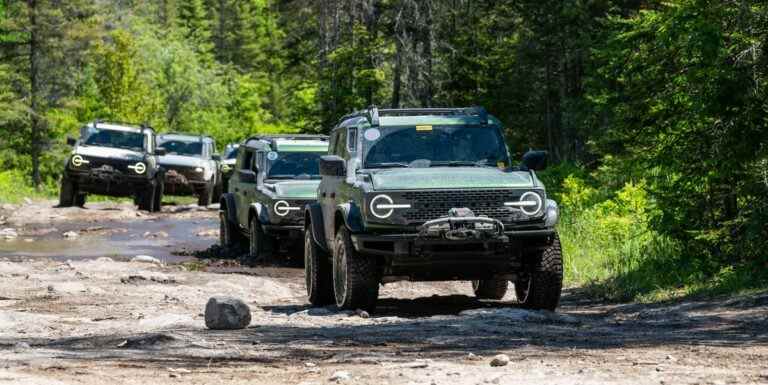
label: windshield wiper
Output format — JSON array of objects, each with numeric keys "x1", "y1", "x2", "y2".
[
  {"x1": 268, "y1": 174, "x2": 297, "y2": 180},
  {"x1": 366, "y1": 162, "x2": 410, "y2": 169}
]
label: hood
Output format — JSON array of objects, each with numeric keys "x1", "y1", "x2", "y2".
[
  {"x1": 264, "y1": 180, "x2": 320, "y2": 199},
  {"x1": 158, "y1": 154, "x2": 206, "y2": 169},
  {"x1": 370, "y1": 167, "x2": 534, "y2": 190},
  {"x1": 75, "y1": 146, "x2": 144, "y2": 161}
]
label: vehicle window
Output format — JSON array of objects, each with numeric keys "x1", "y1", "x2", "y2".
[
  {"x1": 158, "y1": 139, "x2": 204, "y2": 156},
  {"x1": 347, "y1": 128, "x2": 358, "y2": 152},
  {"x1": 83, "y1": 129, "x2": 146, "y2": 151},
  {"x1": 225, "y1": 147, "x2": 239, "y2": 160},
  {"x1": 363, "y1": 125, "x2": 510, "y2": 168},
  {"x1": 266, "y1": 152, "x2": 326, "y2": 180},
  {"x1": 241, "y1": 150, "x2": 254, "y2": 171},
  {"x1": 336, "y1": 129, "x2": 347, "y2": 158},
  {"x1": 329, "y1": 132, "x2": 340, "y2": 156}
]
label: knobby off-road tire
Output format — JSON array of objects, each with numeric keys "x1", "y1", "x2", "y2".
[
  {"x1": 472, "y1": 279, "x2": 508, "y2": 300},
  {"x1": 59, "y1": 176, "x2": 77, "y2": 207},
  {"x1": 515, "y1": 234, "x2": 564, "y2": 311},
  {"x1": 332, "y1": 227, "x2": 379, "y2": 312},
  {"x1": 212, "y1": 173, "x2": 223, "y2": 203},
  {"x1": 247, "y1": 217, "x2": 273, "y2": 264},
  {"x1": 137, "y1": 180, "x2": 161, "y2": 213},
  {"x1": 198, "y1": 182, "x2": 214, "y2": 207},
  {"x1": 305, "y1": 227, "x2": 334, "y2": 306},
  {"x1": 219, "y1": 209, "x2": 243, "y2": 251}
]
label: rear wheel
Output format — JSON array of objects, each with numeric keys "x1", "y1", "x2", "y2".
[
  {"x1": 515, "y1": 234, "x2": 564, "y2": 311},
  {"x1": 305, "y1": 227, "x2": 334, "y2": 306},
  {"x1": 75, "y1": 193, "x2": 87, "y2": 208},
  {"x1": 58, "y1": 175, "x2": 77, "y2": 207},
  {"x1": 332, "y1": 227, "x2": 379, "y2": 312},
  {"x1": 472, "y1": 279, "x2": 508, "y2": 300}
]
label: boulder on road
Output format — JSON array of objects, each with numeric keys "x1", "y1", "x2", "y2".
[
  {"x1": 490, "y1": 354, "x2": 510, "y2": 367},
  {"x1": 204, "y1": 296, "x2": 251, "y2": 330}
]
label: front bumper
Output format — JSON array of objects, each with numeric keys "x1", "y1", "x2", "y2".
[
  {"x1": 162, "y1": 168, "x2": 208, "y2": 195},
  {"x1": 350, "y1": 225, "x2": 556, "y2": 281},
  {"x1": 66, "y1": 169, "x2": 151, "y2": 197}
]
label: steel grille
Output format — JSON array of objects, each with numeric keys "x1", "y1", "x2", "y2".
[
  {"x1": 401, "y1": 189, "x2": 528, "y2": 224},
  {"x1": 82, "y1": 156, "x2": 131, "y2": 173}
]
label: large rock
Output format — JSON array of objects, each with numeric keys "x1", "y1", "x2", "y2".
[{"x1": 204, "y1": 296, "x2": 251, "y2": 330}]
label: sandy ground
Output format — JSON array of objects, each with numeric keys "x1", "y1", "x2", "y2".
[{"x1": 1, "y1": 202, "x2": 767, "y2": 385}]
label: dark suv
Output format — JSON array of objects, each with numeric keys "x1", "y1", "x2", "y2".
[
  {"x1": 219, "y1": 135, "x2": 329, "y2": 262},
  {"x1": 60, "y1": 121, "x2": 165, "y2": 212},
  {"x1": 304, "y1": 107, "x2": 562, "y2": 312}
]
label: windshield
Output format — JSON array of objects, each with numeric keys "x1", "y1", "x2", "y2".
[
  {"x1": 363, "y1": 125, "x2": 510, "y2": 168},
  {"x1": 266, "y1": 152, "x2": 325, "y2": 180},
  {"x1": 224, "y1": 147, "x2": 239, "y2": 160},
  {"x1": 83, "y1": 129, "x2": 146, "y2": 151},
  {"x1": 158, "y1": 139, "x2": 203, "y2": 157}
]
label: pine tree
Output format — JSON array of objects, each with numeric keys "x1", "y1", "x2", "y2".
[{"x1": 177, "y1": 0, "x2": 213, "y2": 57}]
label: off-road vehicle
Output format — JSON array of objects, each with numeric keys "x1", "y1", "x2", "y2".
[
  {"x1": 157, "y1": 133, "x2": 222, "y2": 207},
  {"x1": 220, "y1": 143, "x2": 239, "y2": 193},
  {"x1": 219, "y1": 135, "x2": 329, "y2": 262},
  {"x1": 60, "y1": 121, "x2": 165, "y2": 212},
  {"x1": 304, "y1": 107, "x2": 562, "y2": 312}
]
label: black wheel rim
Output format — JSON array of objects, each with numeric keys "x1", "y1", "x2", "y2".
[
  {"x1": 516, "y1": 274, "x2": 531, "y2": 303},
  {"x1": 472, "y1": 280, "x2": 480, "y2": 293}
]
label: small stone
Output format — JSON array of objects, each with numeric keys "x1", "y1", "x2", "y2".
[
  {"x1": 47, "y1": 285, "x2": 54, "y2": 293},
  {"x1": 62, "y1": 231, "x2": 79, "y2": 239},
  {"x1": 329, "y1": 371, "x2": 351, "y2": 382},
  {"x1": 466, "y1": 352, "x2": 482, "y2": 361},
  {"x1": 131, "y1": 255, "x2": 162, "y2": 264},
  {"x1": 0, "y1": 228, "x2": 18, "y2": 239},
  {"x1": 204, "y1": 296, "x2": 251, "y2": 330},
  {"x1": 490, "y1": 354, "x2": 510, "y2": 367},
  {"x1": 665, "y1": 354, "x2": 676, "y2": 361},
  {"x1": 14, "y1": 342, "x2": 30, "y2": 350},
  {"x1": 355, "y1": 309, "x2": 370, "y2": 319},
  {"x1": 23, "y1": 198, "x2": 33, "y2": 205},
  {"x1": 304, "y1": 362, "x2": 317, "y2": 367}
]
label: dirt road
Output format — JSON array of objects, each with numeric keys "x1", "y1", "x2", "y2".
[{"x1": 1, "y1": 202, "x2": 767, "y2": 384}]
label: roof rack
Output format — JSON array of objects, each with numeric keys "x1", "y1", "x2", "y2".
[
  {"x1": 89, "y1": 120, "x2": 156, "y2": 132},
  {"x1": 339, "y1": 106, "x2": 489, "y2": 126},
  {"x1": 159, "y1": 132, "x2": 214, "y2": 141}
]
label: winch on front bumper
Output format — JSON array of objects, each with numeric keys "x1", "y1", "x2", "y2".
[{"x1": 350, "y1": 208, "x2": 532, "y2": 281}]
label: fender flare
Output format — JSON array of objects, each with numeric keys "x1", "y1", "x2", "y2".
[
  {"x1": 220, "y1": 193, "x2": 238, "y2": 224},
  {"x1": 305, "y1": 203, "x2": 329, "y2": 251},
  {"x1": 248, "y1": 202, "x2": 270, "y2": 225},
  {"x1": 336, "y1": 202, "x2": 364, "y2": 233}
]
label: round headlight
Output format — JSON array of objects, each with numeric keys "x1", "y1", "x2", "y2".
[
  {"x1": 273, "y1": 200, "x2": 297, "y2": 217},
  {"x1": 129, "y1": 162, "x2": 147, "y2": 175},
  {"x1": 71, "y1": 155, "x2": 89, "y2": 167},
  {"x1": 519, "y1": 192, "x2": 543, "y2": 216},
  {"x1": 195, "y1": 167, "x2": 204, "y2": 173},
  {"x1": 369, "y1": 194, "x2": 394, "y2": 219}
]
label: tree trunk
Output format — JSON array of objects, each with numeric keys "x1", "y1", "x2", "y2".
[{"x1": 28, "y1": 0, "x2": 42, "y2": 188}]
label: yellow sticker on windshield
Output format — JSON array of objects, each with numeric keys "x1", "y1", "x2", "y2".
[{"x1": 415, "y1": 125, "x2": 433, "y2": 132}]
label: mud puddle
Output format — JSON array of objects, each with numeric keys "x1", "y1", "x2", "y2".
[{"x1": 0, "y1": 201, "x2": 218, "y2": 263}]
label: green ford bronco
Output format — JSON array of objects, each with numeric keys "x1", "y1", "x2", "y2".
[
  {"x1": 219, "y1": 135, "x2": 329, "y2": 262},
  {"x1": 304, "y1": 107, "x2": 562, "y2": 312}
]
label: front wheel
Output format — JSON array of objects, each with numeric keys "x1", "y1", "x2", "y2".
[
  {"x1": 247, "y1": 217, "x2": 272, "y2": 264},
  {"x1": 332, "y1": 227, "x2": 379, "y2": 312},
  {"x1": 514, "y1": 234, "x2": 564, "y2": 311},
  {"x1": 198, "y1": 182, "x2": 213, "y2": 207},
  {"x1": 472, "y1": 279, "x2": 508, "y2": 300},
  {"x1": 305, "y1": 227, "x2": 334, "y2": 306},
  {"x1": 58, "y1": 175, "x2": 77, "y2": 207},
  {"x1": 219, "y1": 209, "x2": 243, "y2": 251}
]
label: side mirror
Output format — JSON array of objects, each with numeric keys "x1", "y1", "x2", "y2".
[
  {"x1": 319, "y1": 155, "x2": 346, "y2": 177},
  {"x1": 239, "y1": 169, "x2": 257, "y2": 184},
  {"x1": 155, "y1": 147, "x2": 167, "y2": 156},
  {"x1": 66, "y1": 136, "x2": 77, "y2": 146},
  {"x1": 212, "y1": 154, "x2": 221, "y2": 161},
  {"x1": 521, "y1": 150, "x2": 548, "y2": 171}
]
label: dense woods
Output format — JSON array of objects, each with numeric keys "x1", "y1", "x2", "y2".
[{"x1": 1, "y1": 0, "x2": 766, "y2": 298}]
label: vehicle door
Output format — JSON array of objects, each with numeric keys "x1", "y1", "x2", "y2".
[
  {"x1": 321, "y1": 129, "x2": 347, "y2": 245},
  {"x1": 234, "y1": 148, "x2": 256, "y2": 229}
]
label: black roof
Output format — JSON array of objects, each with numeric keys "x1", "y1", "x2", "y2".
[{"x1": 337, "y1": 106, "x2": 489, "y2": 127}]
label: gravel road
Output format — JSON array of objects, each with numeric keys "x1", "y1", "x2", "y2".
[{"x1": 1, "y1": 202, "x2": 766, "y2": 385}]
